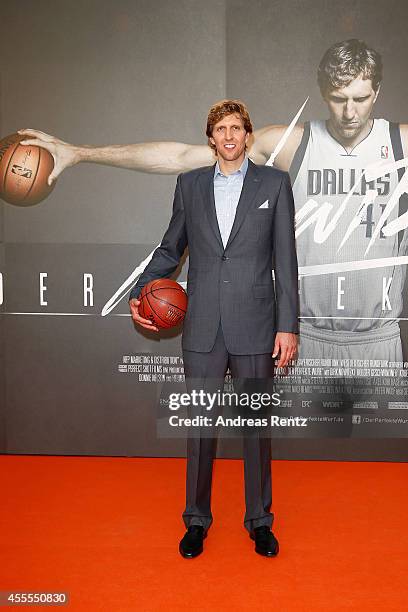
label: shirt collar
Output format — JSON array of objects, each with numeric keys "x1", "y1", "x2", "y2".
[{"x1": 214, "y1": 155, "x2": 249, "y2": 179}]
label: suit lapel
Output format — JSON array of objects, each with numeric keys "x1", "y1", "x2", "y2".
[
  {"x1": 198, "y1": 165, "x2": 224, "y2": 251},
  {"x1": 224, "y1": 159, "x2": 262, "y2": 249}
]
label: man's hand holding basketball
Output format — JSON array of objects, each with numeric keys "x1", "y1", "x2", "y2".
[
  {"x1": 129, "y1": 298, "x2": 159, "y2": 332},
  {"x1": 17, "y1": 129, "x2": 78, "y2": 186},
  {"x1": 272, "y1": 332, "x2": 298, "y2": 368}
]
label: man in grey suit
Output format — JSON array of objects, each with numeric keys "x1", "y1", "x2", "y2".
[{"x1": 129, "y1": 100, "x2": 299, "y2": 558}]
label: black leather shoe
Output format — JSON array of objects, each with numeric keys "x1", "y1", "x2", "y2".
[
  {"x1": 250, "y1": 526, "x2": 279, "y2": 557},
  {"x1": 179, "y1": 525, "x2": 206, "y2": 558}
]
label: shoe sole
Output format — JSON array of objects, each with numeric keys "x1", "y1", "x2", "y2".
[
  {"x1": 254, "y1": 545, "x2": 279, "y2": 557},
  {"x1": 179, "y1": 544, "x2": 204, "y2": 559}
]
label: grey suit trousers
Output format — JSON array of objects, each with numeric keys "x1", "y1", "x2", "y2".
[{"x1": 182, "y1": 323, "x2": 275, "y2": 533}]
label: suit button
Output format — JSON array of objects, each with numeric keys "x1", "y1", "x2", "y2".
[{"x1": 221, "y1": 255, "x2": 229, "y2": 261}]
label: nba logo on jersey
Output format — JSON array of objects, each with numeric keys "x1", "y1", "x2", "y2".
[{"x1": 381, "y1": 145, "x2": 389, "y2": 159}]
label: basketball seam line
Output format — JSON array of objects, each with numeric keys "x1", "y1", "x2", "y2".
[
  {"x1": 149, "y1": 288, "x2": 187, "y2": 314},
  {"x1": 145, "y1": 291, "x2": 171, "y2": 326},
  {"x1": 23, "y1": 145, "x2": 42, "y2": 201}
]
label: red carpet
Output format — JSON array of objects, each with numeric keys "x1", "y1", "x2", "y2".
[{"x1": 0, "y1": 456, "x2": 407, "y2": 611}]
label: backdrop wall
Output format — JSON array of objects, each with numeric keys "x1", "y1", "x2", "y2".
[{"x1": 1, "y1": 0, "x2": 408, "y2": 460}]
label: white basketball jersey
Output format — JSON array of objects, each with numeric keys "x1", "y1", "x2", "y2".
[{"x1": 292, "y1": 119, "x2": 407, "y2": 333}]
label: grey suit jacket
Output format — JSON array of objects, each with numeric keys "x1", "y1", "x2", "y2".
[{"x1": 130, "y1": 159, "x2": 299, "y2": 354}]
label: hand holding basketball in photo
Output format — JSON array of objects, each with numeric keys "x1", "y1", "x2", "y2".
[
  {"x1": 17, "y1": 128, "x2": 78, "y2": 186},
  {"x1": 133, "y1": 279, "x2": 188, "y2": 330},
  {"x1": 0, "y1": 133, "x2": 56, "y2": 206}
]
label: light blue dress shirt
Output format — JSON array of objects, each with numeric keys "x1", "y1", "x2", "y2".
[{"x1": 213, "y1": 156, "x2": 248, "y2": 248}]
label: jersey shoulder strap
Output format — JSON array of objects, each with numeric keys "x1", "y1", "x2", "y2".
[{"x1": 390, "y1": 121, "x2": 404, "y2": 166}]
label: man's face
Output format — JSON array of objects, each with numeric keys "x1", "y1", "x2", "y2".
[
  {"x1": 324, "y1": 75, "x2": 380, "y2": 141},
  {"x1": 210, "y1": 113, "x2": 249, "y2": 164}
]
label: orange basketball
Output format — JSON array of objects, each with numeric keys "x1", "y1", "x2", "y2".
[
  {"x1": 0, "y1": 133, "x2": 55, "y2": 206},
  {"x1": 139, "y1": 279, "x2": 188, "y2": 329}
]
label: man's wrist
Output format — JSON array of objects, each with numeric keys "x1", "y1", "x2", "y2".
[
  {"x1": 69, "y1": 144, "x2": 86, "y2": 166},
  {"x1": 75, "y1": 144, "x2": 103, "y2": 165}
]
